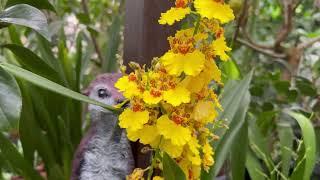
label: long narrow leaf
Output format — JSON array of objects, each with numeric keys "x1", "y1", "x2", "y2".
[
  {"x1": 277, "y1": 122, "x2": 294, "y2": 177},
  {"x1": 231, "y1": 118, "x2": 248, "y2": 180},
  {"x1": 0, "y1": 62, "x2": 120, "y2": 113},
  {"x1": 286, "y1": 111, "x2": 316, "y2": 180},
  {"x1": 0, "y1": 133, "x2": 43, "y2": 180},
  {"x1": 2, "y1": 44, "x2": 59, "y2": 82},
  {"x1": 0, "y1": 66, "x2": 21, "y2": 130}
]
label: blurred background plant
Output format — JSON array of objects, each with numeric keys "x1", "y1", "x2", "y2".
[{"x1": 0, "y1": 0, "x2": 319, "y2": 179}]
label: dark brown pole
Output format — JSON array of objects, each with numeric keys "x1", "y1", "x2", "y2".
[
  {"x1": 124, "y1": 0, "x2": 176, "y2": 67},
  {"x1": 124, "y1": 0, "x2": 177, "y2": 169}
]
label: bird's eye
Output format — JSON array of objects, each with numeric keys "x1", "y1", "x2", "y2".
[{"x1": 97, "y1": 89, "x2": 110, "y2": 98}]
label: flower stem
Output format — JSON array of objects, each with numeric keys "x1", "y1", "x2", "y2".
[
  {"x1": 147, "y1": 149, "x2": 159, "y2": 180},
  {"x1": 193, "y1": 15, "x2": 201, "y2": 36}
]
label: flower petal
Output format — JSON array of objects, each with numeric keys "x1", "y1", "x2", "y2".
[
  {"x1": 119, "y1": 109, "x2": 149, "y2": 131},
  {"x1": 194, "y1": 0, "x2": 235, "y2": 23},
  {"x1": 157, "y1": 115, "x2": 191, "y2": 146},
  {"x1": 115, "y1": 76, "x2": 140, "y2": 98},
  {"x1": 163, "y1": 86, "x2": 190, "y2": 106},
  {"x1": 159, "y1": 7, "x2": 191, "y2": 25},
  {"x1": 161, "y1": 50, "x2": 205, "y2": 76},
  {"x1": 212, "y1": 36, "x2": 231, "y2": 61}
]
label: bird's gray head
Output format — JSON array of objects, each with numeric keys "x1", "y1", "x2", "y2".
[{"x1": 84, "y1": 73, "x2": 124, "y2": 115}]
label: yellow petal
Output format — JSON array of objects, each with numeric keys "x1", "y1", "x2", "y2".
[
  {"x1": 153, "y1": 176, "x2": 164, "y2": 180},
  {"x1": 160, "y1": 139, "x2": 184, "y2": 158},
  {"x1": 207, "y1": 60, "x2": 222, "y2": 83},
  {"x1": 159, "y1": 7, "x2": 191, "y2": 25},
  {"x1": 138, "y1": 125, "x2": 160, "y2": 145},
  {"x1": 183, "y1": 50, "x2": 206, "y2": 76},
  {"x1": 193, "y1": 100, "x2": 217, "y2": 123},
  {"x1": 157, "y1": 115, "x2": 191, "y2": 146},
  {"x1": 161, "y1": 52, "x2": 184, "y2": 75},
  {"x1": 143, "y1": 91, "x2": 163, "y2": 105},
  {"x1": 187, "y1": 137, "x2": 201, "y2": 166},
  {"x1": 119, "y1": 109, "x2": 149, "y2": 131},
  {"x1": 115, "y1": 76, "x2": 140, "y2": 98},
  {"x1": 161, "y1": 50, "x2": 205, "y2": 76},
  {"x1": 212, "y1": 36, "x2": 232, "y2": 61},
  {"x1": 194, "y1": 0, "x2": 235, "y2": 24},
  {"x1": 126, "y1": 128, "x2": 140, "y2": 142},
  {"x1": 181, "y1": 60, "x2": 221, "y2": 93},
  {"x1": 163, "y1": 86, "x2": 190, "y2": 106}
]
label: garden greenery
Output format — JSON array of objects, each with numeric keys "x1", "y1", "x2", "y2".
[{"x1": 0, "y1": 0, "x2": 319, "y2": 180}]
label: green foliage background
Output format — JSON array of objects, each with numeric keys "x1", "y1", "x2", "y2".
[{"x1": 0, "y1": 0, "x2": 319, "y2": 179}]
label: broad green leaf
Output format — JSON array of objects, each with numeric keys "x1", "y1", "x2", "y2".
[
  {"x1": 0, "y1": 62, "x2": 120, "y2": 113},
  {"x1": 163, "y1": 152, "x2": 186, "y2": 180},
  {"x1": 277, "y1": 122, "x2": 294, "y2": 177},
  {"x1": 0, "y1": 66, "x2": 21, "y2": 130},
  {"x1": 213, "y1": 92, "x2": 250, "y2": 177},
  {"x1": 5, "y1": 0, "x2": 55, "y2": 11},
  {"x1": 286, "y1": 111, "x2": 316, "y2": 180},
  {"x1": 18, "y1": 81, "x2": 57, "y2": 169},
  {"x1": 2, "y1": 44, "x2": 59, "y2": 82},
  {"x1": 102, "y1": 15, "x2": 122, "y2": 72},
  {"x1": 246, "y1": 149, "x2": 267, "y2": 180},
  {"x1": 0, "y1": 133, "x2": 43, "y2": 180},
  {"x1": 218, "y1": 71, "x2": 253, "y2": 127},
  {"x1": 0, "y1": 4, "x2": 50, "y2": 40},
  {"x1": 202, "y1": 71, "x2": 253, "y2": 179},
  {"x1": 230, "y1": 118, "x2": 248, "y2": 180},
  {"x1": 222, "y1": 59, "x2": 241, "y2": 81}
]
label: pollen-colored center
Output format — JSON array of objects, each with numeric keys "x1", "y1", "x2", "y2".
[
  {"x1": 172, "y1": 114, "x2": 184, "y2": 125},
  {"x1": 128, "y1": 74, "x2": 137, "y2": 81},
  {"x1": 175, "y1": 0, "x2": 187, "y2": 8},
  {"x1": 150, "y1": 89, "x2": 162, "y2": 97},
  {"x1": 132, "y1": 104, "x2": 142, "y2": 112},
  {"x1": 170, "y1": 37, "x2": 195, "y2": 55}
]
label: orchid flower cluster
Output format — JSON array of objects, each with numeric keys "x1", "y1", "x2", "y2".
[{"x1": 116, "y1": 0, "x2": 235, "y2": 179}]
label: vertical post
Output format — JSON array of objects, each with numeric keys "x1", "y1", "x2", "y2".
[
  {"x1": 124, "y1": 0, "x2": 176, "y2": 67},
  {"x1": 124, "y1": 0, "x2": 176, "y2": 169}
]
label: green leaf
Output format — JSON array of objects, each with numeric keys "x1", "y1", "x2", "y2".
[
  {"x1": 8, "y1": 26, "x2": 22, "y2": 45},
  {"x1": 246, "y1": 149, "x2": 267, "y2": 180},
  {"x1": 247, "y1": 117, "x2": 275, "y2": 178},
  {"x1": 0, "y1": 62, "x2": 120, "y2": 113},
  {"x1": 75, "y1": 32, "x2": 83, "y2": 92},
  {"x1": 0, "y1": 66, "x2": 21, "y2": 130},
  {"x1": 222, "y1": 59, "x2": 241, "y2": 81},
  {"x1": 102, "y1": 15, "x2": 122, "y2": 72},
  {"x1": 163, "y1": 152, "x2": 186, "y2": 180},
  {"x1": 277, "y1": 122, "x2": 294, "y2": 177},
  {"x1": 18, "y1": 81, "x2": 58, "y2": 170},
  {"x1": 0, "y1": 4, "x2": 50, "y2": 40},
  {"x1": 5, "y1": 0, "x2": 55, "y2": 11},
  {"x1": 0, "y1": 133, "x2": 43, "y2": 180},
  {"x1": 286, "y1": 111, "x2": 316, "y2": 180},
  {"x1": 295, "y1": 77, "x2": 317, "y2": 97},
  {"x1": 2, "y1": 44, "x2": 59, "y2": 82},
  {"x1": 214, "y1": 92, "x2": 250, "y2": 177},
  {"x1": 230, "y1": 118, "x2": 248, "y2": 180}
]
